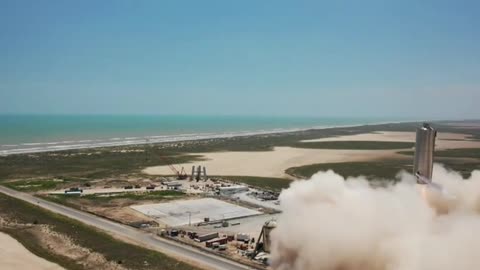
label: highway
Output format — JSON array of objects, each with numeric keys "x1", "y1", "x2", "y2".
[{"x1": 0, "y1": 186, "x2": 254, "y2": 270}]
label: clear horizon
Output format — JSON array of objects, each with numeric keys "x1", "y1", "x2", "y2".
[
  {"x1": 0, "y1": 113, "x2": 472, "y2": 122},
  {"x1": 1, "y1": 1, "x2": 479, "y2": 119}
]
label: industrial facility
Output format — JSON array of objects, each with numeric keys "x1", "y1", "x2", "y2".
[{"x1": 41, "y1": 123, "x2": 450, "y2": 268}]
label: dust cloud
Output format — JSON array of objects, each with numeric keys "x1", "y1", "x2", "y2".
[{"x1": 271, "y1": 165, "x2": 480, "y2": 270}]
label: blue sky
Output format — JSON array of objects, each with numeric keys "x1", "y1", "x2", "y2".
[{"x1": 1, "y1": 0, "x2": 479, "y2": 119}]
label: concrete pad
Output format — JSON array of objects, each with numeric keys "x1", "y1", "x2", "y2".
[{"x1": 130, "y1": 198, "x2": 261, "y2": 226}]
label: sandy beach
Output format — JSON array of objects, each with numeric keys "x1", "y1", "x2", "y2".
[
  {"x1": 143, "y1": 131, "x2": 480, "y2": 178},
  {"x1": 0, "y1": 232, "x2": 63, "y2": 270}
]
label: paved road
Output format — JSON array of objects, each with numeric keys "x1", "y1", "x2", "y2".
[{"x1": 0, "y1": 186, "x2": 254, "y2": 270}]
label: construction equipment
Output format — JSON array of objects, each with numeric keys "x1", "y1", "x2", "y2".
[
  {"x1": 144, "y1": 144, "x2": 188, "y2": 180},
  {"x1": 166, "y1": 163, "x2": 187, "y2": 180},
  {"x1": 178, "y1": 166, "x2": 188, "y2": 180}
]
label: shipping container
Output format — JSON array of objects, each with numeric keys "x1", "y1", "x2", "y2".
[
  {"x1": 196, "y1": 232, "x2": 219, "y2": 242},
  {"x1": 206, "y1": 237, "x2": 228, "y2": 247}
]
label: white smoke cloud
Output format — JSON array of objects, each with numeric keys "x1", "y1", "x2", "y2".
[{"x1": 271, "y1": 165, "x2": 480, "y2": 270}]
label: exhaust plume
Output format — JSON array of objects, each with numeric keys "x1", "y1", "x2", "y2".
[{"x1": 271, "y1": 165, "x2": 480, "y2": 270}]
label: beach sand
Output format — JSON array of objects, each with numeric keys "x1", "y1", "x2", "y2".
[
  {"x1": 143, "y1": 147, "x2": 403, "y2": 178},
  {"x1": 0, "y1": 232, "x2": 63, "y2": 270}
]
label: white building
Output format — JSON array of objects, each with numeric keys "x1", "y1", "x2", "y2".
[
  {"x1": 217, "y1": 185, "x2": 249, "y2": 196},
  {"x1": 163, "y1": 181, "x2": 183, "y2": 190}
]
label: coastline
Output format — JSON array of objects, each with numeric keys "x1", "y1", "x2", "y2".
[
  {"x1": 2, "y1": 119, "x2": 479, "y2": 182},
  {"x1": 0, "y1": 120, "x2": 414, "y2": 156}
]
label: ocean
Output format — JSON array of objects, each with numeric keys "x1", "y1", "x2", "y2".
[{"x1": 0, "y1": 115, "x2": 401, "y2": 155}]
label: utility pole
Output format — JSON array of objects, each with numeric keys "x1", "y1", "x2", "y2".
[{"x1": 187, "y1": 211, "x2": 192, "y2": 226}]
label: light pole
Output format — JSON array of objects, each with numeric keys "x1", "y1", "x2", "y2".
[{"x1": 187, "y1": 211, "x2": 192, "y2": 226}]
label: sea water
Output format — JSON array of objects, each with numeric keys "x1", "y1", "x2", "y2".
[{"x1": 0, "y1": 114, "x2": 401, "y2": 155}]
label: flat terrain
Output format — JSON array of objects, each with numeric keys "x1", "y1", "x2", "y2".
[
  {"x1": 301, "y1": 131, "x2": 480, "y2": 149},
  {"x1": 292, "y1": 140, "x2": 414, "y2": 150},
  {"x1": 0, "y1": 122, "x2": 421, "y2": 181},
  {"x1": 131, "y1": 198, "x2": 261, "y2": 226},
  {"x1": 143, "y1": 147, "x2": 403, "y2": 178},
  {"x1": 39, "y1": 190, "x2": 189, "y2": 226},
  {"x1": 0, "y1": 146, "x2": 202, "y2": 181},
  {"x1": 144, "y1": 128, "x2": 480, "y2": 179},
  {"x1": 286, "y1": 160, "x2": 412, "y2": 180},
  {"x1": 0, "y1": 191, "x2": 202, "y2": 270},
  {"x1": 0, "y1": 121, "x2": 480, "y2": 270},
  {"x1": 0, "y1": 121, "x2": 479, "y2": 189},
  {"x1": 0, "y1": 187, "x2": 250, "y2": 270},
  {"x1": 2, "y1": 121, "x2": 480, "y2": 185}
]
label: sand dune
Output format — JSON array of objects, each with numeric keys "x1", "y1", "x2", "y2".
[{"x1": 0, "y1": 232, "x2": 63, "y2": 270}]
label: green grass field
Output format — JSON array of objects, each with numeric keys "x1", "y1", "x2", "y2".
[
  {"x1": 435, "y1": 148, "x2": 480, "y2": 159},
  {"x1": 286, "y1": 160, "x2": 412, "y2": 180},
  {"x1": 0, "y1": 147, "x2": 202, "y2": 181},
  {"x1": 286, "y1": 158, "x2": 480, "y2": 180},
  {"x1": 3, "y1": 179, "x2": 66, "y2": 192},
  {"x1": 396, "y1": 148, "x2": 480, "y2": 178},
  {"x1": 0, "y1": 193, "x2": 200, "y2": 270},
  {"x1": 399, "y1": 148, "x2": 480, "y2": 159}
]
